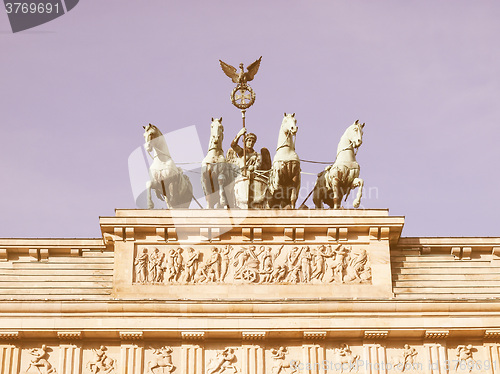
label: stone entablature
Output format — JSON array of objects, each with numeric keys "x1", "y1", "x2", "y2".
[
  {"x1": 1, "y1": 209, "x2": 500, "y2": 374},
  {"x1": 99, "y1": 209, "x2": 404, "y2": 245},
  {"x1": 106, "y1": 210, "x2": 401, "y2": 299},
  {"x1": 2, "y1": 339, "x2": 500, "y2": 374}
]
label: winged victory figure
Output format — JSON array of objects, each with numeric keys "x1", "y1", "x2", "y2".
[{"x1": 219, "y1": 56, "x2": 262, "y2": 85}]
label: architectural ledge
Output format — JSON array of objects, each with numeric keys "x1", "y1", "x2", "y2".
[
  {"x1": 57, "y1": 331, "x2": 82, "y2": 340},
  {"x1": 364, "y1": 330, "x2": 388, "y2": 339},
  {"x1": 484, "y1": 330, "x2": 500, "y2": 339},
  {"x1": 0, "y1": 331, "x2": 20, "y2": 340},
  {"x1": 242, "y1": 331, "x2": 267, "y2": 340},
  {"x1": 119, "y1": 331, "x2": 144, "y2": 340},
  {"x1": 181, "y1": 331, "x2": 205, "y2": 340},
  {"x1": 303, "y1": 331, "x2": 327, "y2": 340},
  {"x1": 425, "y1": 330, "x2": 450, "y2": 339}
]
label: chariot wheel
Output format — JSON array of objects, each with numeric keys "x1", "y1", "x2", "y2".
[{"x1": 241, "y1": 268, "x2": 258, "y2": 283}]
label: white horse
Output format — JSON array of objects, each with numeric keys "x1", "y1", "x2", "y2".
[
  {"x1": 313, "y1": 120, "x2": 365, "y2": 209},
  {"x1": 201, "y1": 118, "x2": 235, "y2": 209},
  {"x1": 268, "y1": 113, "x2": 301, "y2": 209},
  {"x1": 143, "y1": 124, "x2": 193, "y2": 209}
]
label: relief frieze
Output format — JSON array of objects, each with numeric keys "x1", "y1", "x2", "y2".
[
  {"x1": 133, "y1": 244, "x2": 372, "y2": 285},
  {"x1": 86, "y1": 345, "x2": 116, "y2": 374},
  {"x1": 206, "y1": 348, "x2": 239, "y2": 374},
  {"x1": 23, "y1": 345, "x2": 57, "y2": 374},
  {"x1": 147, "y1": 346, "x2": 175, "y2": 374},
  {"x1": 9, "y1": 342, "x2": 495, "y2": 374}
]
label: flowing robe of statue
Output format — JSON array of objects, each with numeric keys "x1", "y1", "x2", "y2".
[{"x1": 227, "y1": 128, "x2": 271, "y2": 209}]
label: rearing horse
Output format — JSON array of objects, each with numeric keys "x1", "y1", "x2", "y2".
[
  {"x1": 268, "y1": 113, "x2": 301, "y2": 209},
  {"x1": 143, "y1": 124, "x2": 193, "y2": 209},
  {"x1": 313, "y1": 120, "x2": 365, "y2": 209},
  {"x1": 201, "y1": 117, "x2": 235, "y2": 208}
]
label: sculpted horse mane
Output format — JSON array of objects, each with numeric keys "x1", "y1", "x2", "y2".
[
  {"x1": 268, "y1": 113, "x2": 301, "y2": 209},
  {"x1": 201, "y1": 117, "x2": 236, "y2": 209},
  {"x1": 143, "y1": 124, "x2": 193, "y2": 209},
  {"x1": 313, "y1": 120, "x2": 365, "y2": 209}
]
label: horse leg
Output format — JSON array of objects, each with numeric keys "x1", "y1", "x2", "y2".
[
  {"x1": 352, "y1": 178, "x2": 364, "y2": 208},
  {"x1": 312, "y1": 182, "x2": 322, "y2": 209},
  {"x1": 289, "y1": 185, "x2": 298, "y2": 209},
  {"x1": 146, "y1": 180, "x2": 154, "y2": 209},
  {"x1": 332, "y1": 181, "x2": 341, "y2": 209},
  {"x1": 200, "y1": 169, "x2": 211, "y2": 209},
  {"x1": 161, "y1": 181, "x2": 172, "y2": 209},
  {"x1": 287, "y1": 163, "x2": 300, "y2": 209},
  {"x1": 218, "y1": 173, "x2": 227, "y2": 208},
  {"x1": 147, "y1": 361, "x2": 157, "y2": 374},
  {"x1": 207, "y1": 166, "x2": 216, "y2": 209}
]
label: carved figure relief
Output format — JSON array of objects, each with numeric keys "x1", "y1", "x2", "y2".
[
  {"x1": 86, "y1": 346, "x2": 115, "y2": 374},
  {"x1": 24, "y1": 345, "x2": 57, "y2": 374},
  {"x1": 148, "y1": 346, "x2": 175, "y2": 374},
  {"x1": 220, "y1": 245, "x2": 231, "y2": 282},
  {"x1": 455, "y1": 345, "x2": 476, "y2": 372},
  {"x1": 394, "y1": 345, "x2": 418, "y2": 372},
  {"x1": 183, "y1": 247, "x2": 201, "y2": 283},
  {"x1": 206, "y1": 247, "x2": 221, "y2": 282},
  {"x1": 166, "y1": 248, "x2": 183, "y2": 282},
  {"x1": 134, "y1": 248, "x2": 149, "y2": 283},
  {"x1": 271, "y1": 347, "x2": 297, "y2": 374},
  {"x1": 335, "y1": 344, "x2": 359, "y2": 373},
  {"x1": 133, "y1": 245, "x2": 371, "y2": 285},
  {"x1": 149, "y1": 248, "x2": 164, "y2": 283},
  {"x1": 233, "y1": 246, "x2": 261, "y2": 283},
  {"x1": 206, "y1": 348, "x2": 238, "y2": 374},
  {"x1": 344, "y1": 248, "x2": 371, "y2": 283}
]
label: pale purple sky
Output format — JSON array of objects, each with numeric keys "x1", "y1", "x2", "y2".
[{"x1": 1, "y1": 1, "x2": 499, "y2": 238}]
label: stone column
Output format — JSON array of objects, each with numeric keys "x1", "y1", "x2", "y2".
[
  {"x1": 242, "y1": 332, "x2": 266, "y2": 374},
  {"x1": 0, "y1": 344, "x2": 21, "y2": 374},
  {"x1": 120, "y1": 332, "x2": 144, "y2": 374},
  {"x1": 424, "y1": 343, "x2": 448, "y2": 374},
  {"x1": 182, "y1": 344, "x2": 204, "y2": 374},
  {"x1": 58, "y1": 343, "x2": 82, "y2": 374},
  {"x1": 302, "y1": 344, "x2": 327, "y2": 374},
  {"x1": 485, "y1": 343, "x2": 500, "y2": 374},
  {"x1": 57, "y1": 332, "x2": 83, "y2": 374},
  {"x1": 363, "y1": 344, "x2": 387, "y2": 374},
  {"x1": 242, "y1": 344, "x2": 265, "y2": 374}
]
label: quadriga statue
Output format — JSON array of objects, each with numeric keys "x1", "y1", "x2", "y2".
[
  {"x1": 268, "y1": 113, "x2": 301, "y2": 209},
  {"x1": 143, "y1": 124, "x2": 193, "y2": 209},
  {"x1": 313, "y1": 120, "x2": 365, "y2": 209},
  {"x1": 201, "y1": 117, "x2": 236, "y2": 209}
]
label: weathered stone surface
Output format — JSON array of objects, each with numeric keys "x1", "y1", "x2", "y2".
[{"x1": 0, "y1": 209, "x2": 500, "y2": 374}]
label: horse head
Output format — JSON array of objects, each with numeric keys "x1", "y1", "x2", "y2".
[
  {"x1": 276, "y1": 113, "x2": 298, "y2": 152},
  {"x1": 209, "y1": 117, "x2": 224, "y2": 151},
  {"x1": 346, "y1": 120, "x2": 364, "y2": 149},
  {"x1": 143, "y1": 123, "x2": 163, "y2": 153},
  {"x1": 282, "y1": 112, "x2": 298, "y2": 136}
]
